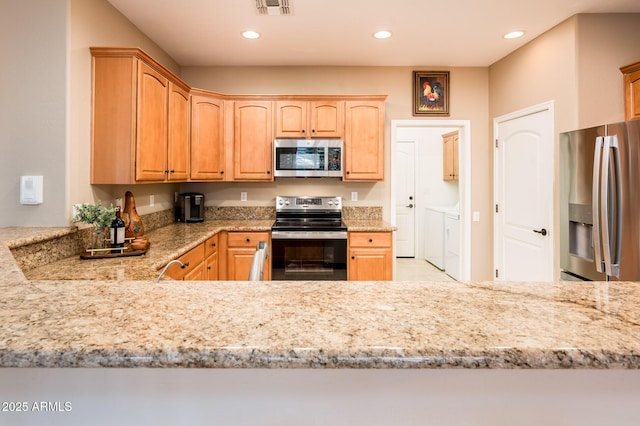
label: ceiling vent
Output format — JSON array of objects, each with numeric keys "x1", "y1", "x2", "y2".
[{"x1": 256, "y1": 0, "x2": 291, "y2": 15}]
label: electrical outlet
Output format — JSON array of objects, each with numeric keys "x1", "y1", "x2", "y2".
[
  {"x1": 149, "y1": 195, "x2": 155, "y2": 207},
  {"x1": 351, "y1": 192, "x2": 358, "y2": 201},
  {"x1": 241, "y1": 192, "x2": 247, "y2": 202}
]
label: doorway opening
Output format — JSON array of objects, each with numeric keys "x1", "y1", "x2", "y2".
[{"x1": 390, "y1": 120, "x2": 471, "y2": 281}]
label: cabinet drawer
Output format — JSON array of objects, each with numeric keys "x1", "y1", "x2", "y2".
[
  {"x1": 227, "y1": 232, "x2": 270, "y2": 248},
  {"x1": 165, "y1": 243, "x2": 205, "y2": 280},
  {"x1": 205, "y1": 234, "x2": 219, "y2": 258},
  {"x1": 349, "y1": 232, "x2": 392, "y2": 248}
]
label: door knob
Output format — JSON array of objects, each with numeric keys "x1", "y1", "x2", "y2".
[
  {"x1": 406, "y1": 204, "x2": 414, "y2": 208},
  {"x1": 533, "y1": 228, "x2": 548, "y2": 236}
]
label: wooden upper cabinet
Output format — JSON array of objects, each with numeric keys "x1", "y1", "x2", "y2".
[
  {"x1": 344, "y1": 100, "x2": 385, "y2": 181},
  {"x1": 275, "y1": 100, "x2": 343, "y2": 138},
  {"x1": 167, "y1": 82, "x2": 190, "y2": 181},
  {"x1": 233, "y1": 101, "x2": 273, "y2": 181},
  {"x1": 621, "y1": 61, "x2": 640, "y2": 121},
  {"x1": 90, "y1": 47, "x2": 190, "y2": 184},
  {"x1": 190, "y1": 92, "x2": 225, "y2": 181},
  {"x1": 442, "y1": 130, "x2": 459, "y2": 181}
]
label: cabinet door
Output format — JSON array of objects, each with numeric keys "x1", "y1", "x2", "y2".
[
  {"x1": 226, "y1": 247, "x2": 257, "y2": 281},
  {"x1": 348, "y1": 248, "x2": 392, "y2": 281},
  {"x1": 275, "y1": 101, "x2": 307, "y2": 138},
  {"x1": 234, "y1": 101, "x2": 273, "y2": 180},
  {"x1": 442, "y1": 131, "x2": 459, "y2": 181},
  {"x1": 184, "y1": 262, "x2": 205, "y2": 280},
  {"x1": 624, "y1": 68, "x2": 640, "y2": 120},
  {"x1": 135, "y1": 61, "x2": 168, "y2": 181},
  {"x1": 344, "y1": 101, "x2": 384, "y2": 181},
  {"x1": 167, "y1": 82, "x2": 190, "y2": 181},
  {"x1": 191, "y1": 95, "x2": 225, "y2": 180},
  {"x1": 310, "y1": 101, "x2": 343, "y2": 138},
  {"x1": 205, "y1": 251, "x2": 219, "y2": 280}
]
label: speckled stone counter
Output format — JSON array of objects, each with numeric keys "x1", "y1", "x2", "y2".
[
  {"x1": 16, "y1": 220, "x2": 274, "y2": 281},
  {"x1": 2, "y1": 226, "x2": 640, "y2": 369},
  {"x1": 1, "y1": 277, "x2": 640, "y2": 368}
]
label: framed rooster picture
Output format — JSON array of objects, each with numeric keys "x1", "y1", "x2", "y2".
[{"x1": 413, "y1": 71, "x2": 450, "y2": 116}]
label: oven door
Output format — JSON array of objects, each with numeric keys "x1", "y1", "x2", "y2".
[{"x1": 271, "y1": 231, "x2": 347, "y2": 281}]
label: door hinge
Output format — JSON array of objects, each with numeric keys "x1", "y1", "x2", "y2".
[
  {"x1": 495, "y1": 204, "x2": 499, "y2": 213},
  {"x1": 495, "y1": 269, "x2": 499, "y2": 278},
  {"x1": 495, "y1": 139, "x2": 499, "y2": 148}
]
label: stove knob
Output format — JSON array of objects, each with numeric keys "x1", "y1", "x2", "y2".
[
  {"x1": 278, "y1": 199, "x2": 284, "y2": 205},
  {"x1": 285, "y1": 200, "x2": 290, "y2": 205},
  {"x1": 328, "y1": 200, "x2": 334, "y2": 206}
]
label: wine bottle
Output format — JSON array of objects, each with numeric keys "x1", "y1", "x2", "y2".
[{"x1": 110, "y1": 207, "x2": 126, "y2": 252}]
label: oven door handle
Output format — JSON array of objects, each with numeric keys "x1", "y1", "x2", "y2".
[{"x1": 271, "y1": 230, "x2": 348, "y2": 240}]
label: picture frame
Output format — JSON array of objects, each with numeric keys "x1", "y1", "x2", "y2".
[{"x1": 413, "y1": 71, "x2": 450, "y2": 116}]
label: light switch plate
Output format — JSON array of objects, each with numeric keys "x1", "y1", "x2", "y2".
[
  {"x1": 149, "y1": 195, "x2": 154, "y2": 207},
  {"x1": 351, "y1": 192, "x2": 358, "y2": 201},
  {"x1": 241, "y1": 192, "x2": 247, "y2": 201},
  {"x1": 20, "y1": 175, "x2": 43, "y2": 205}
]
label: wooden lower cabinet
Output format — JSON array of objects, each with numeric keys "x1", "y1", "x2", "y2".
[
  {"x1": 348, "y1": 232, "x2": 393, "y2": 281},
  {"x1": 224, "y1": 231, "x2": 271, "y2": 280}
]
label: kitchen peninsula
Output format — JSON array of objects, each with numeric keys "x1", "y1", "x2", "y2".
[{"x1": 2, "y1": 225, "x2": 640, "y2": 369}]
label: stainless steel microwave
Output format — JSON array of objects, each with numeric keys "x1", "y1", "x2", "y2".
[{"x1": 273, "y1": 139, "x2": 343, "y2": 178}]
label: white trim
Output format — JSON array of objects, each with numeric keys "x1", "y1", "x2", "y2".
[
  {"x1": 493, "y1": 101, "x2": 555, "y2": 281},
  {"x1": 391, "y1": 119, "x2": 472, "y2": 281}
]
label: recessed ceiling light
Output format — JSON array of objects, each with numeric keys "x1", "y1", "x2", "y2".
[
  {"x1": 242, "y1": 30, "x2": 261, "y2": 40},
  {"x1": 373, "y1": 30, "x2": 392, "y2": 39},
  {"x1": 503, "y1": 31, "x2": 525, "y2": 39}
]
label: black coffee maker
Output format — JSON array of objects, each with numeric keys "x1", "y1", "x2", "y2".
[{"x1": 175, "y1": 193, "x2": 205, "y2": 222}]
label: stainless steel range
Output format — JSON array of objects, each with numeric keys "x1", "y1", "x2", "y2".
[{"x1": 271, "y1": 196, "x2": 347, "y2": 281}]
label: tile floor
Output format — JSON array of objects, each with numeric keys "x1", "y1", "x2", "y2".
[{"x1": 394, "y1": 257, "x2": 455, "y2": 281}]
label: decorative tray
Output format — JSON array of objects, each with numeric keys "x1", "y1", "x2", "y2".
[{"x1": 80, "y1": 240, "x2": 150, "y2": 260}]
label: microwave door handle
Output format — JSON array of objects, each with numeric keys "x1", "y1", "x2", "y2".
[{"x1": 592, "y1": 136, "x2": 604, "y2": 273}]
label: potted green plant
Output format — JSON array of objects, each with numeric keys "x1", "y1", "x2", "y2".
[{"x1": 72, "y1": 201, "x2": 116, "y2": 250}]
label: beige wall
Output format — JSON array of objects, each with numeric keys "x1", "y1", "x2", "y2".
[
  {"x1": 576, "y1": 14, "x2": 640, "y2": 128},
  {"x1": 0, "y1": 0, "x2": 69, "y2": 227},
  {"x1": 488, "y1": 13, "x2": 640, "y2": 279},
  {"x1": 182, "y1": 66, "x2": 492, "y2": 280},
  {"x1": 70, "y1": 0, "x2": 182, "y2": 216}
]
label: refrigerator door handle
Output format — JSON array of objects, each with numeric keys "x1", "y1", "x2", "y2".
[
  {"x1": 592, "y1": 137, "x2": 604, "y2": 273},
  {"x1": 600, "y1": 136, "x2": 612, "y2": 275},
  {"x1": 600, "y1": 135, "x2": 622, "y2": 277},
  {"x1": 610, "y1": 136, "x2": 622, "y2": 277}
]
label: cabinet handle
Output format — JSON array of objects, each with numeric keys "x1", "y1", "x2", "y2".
[
  {"x1": 211, "y1": 243, "x2": 216, "y2": 247},
  {"x1": 267, "y1": 170, "x2": 271, "y2": 174},
  {"x1": 369, "y1": 238, "x2": 373, "y2": 243},
  {"x1": 164, "y1": 170, "x2": 169, "y2": 174},
  {"x1": 170, "y1": 169, "x2": 175, "y2": 173},
  {"x1": 207, "y1": 266, "x2": 211, "y2": 270},
  {"x1": 312, "y1": 129, "x2": 316, "y2": 134},
  {"x1": 221, "y1": 170, "x2": 224, "y2": 175},
  {"x1": 302, "y1": 129, "x2": 305, "y2": 134},
  {"x1": 246, "y1": 238, "x2": 250, "y2": 243},
  {"x1": 351, "y1": 256, "x2": 355, "y2": 260},
  {"x1": 181, "y1": 262, "x2": 189, "y2": 269},
  {"x1": 346, "y1": 171, "x2": 350, "y2": 175}
]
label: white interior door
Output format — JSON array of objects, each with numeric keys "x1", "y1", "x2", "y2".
[
  {"x1": 494, "y1": 103, "x2": 554, "y2": 281},
  {"x1": 395, "y1": 141, "x2": 416, "y2": 257}
]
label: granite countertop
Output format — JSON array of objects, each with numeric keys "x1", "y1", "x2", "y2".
[
  {"x1": 2, "y1": 225, "x2": 640, "y2": 369},
  {"x1": 17, "y1": 219, "x2": 395, "y2": 281}
]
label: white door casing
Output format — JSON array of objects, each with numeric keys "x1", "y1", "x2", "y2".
[
  {"x1": 494, "y1": 102, "x2": 554, "y2": 281},
  {"x1": 391, "y1": 120, "x2": 471, "y2": 281},
  {"x1": 395, "y1": 141, "x2": 416, "y2": 257}
]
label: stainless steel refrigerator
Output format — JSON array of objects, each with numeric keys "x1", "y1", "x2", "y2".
[{"x1": 560, "y1": 119, "x2": 640, "y2": 281}]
